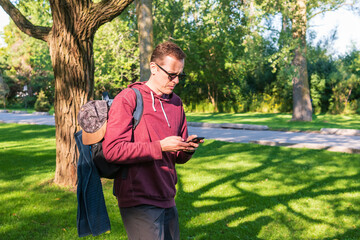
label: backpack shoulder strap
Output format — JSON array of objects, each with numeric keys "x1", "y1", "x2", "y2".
[{"x1": 130, "y1": 88, "x2": 143, "y2": 130}]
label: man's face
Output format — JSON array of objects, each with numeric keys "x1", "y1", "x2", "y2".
[{"x1": 150, "y1": 55, "x2": 185, "y2": 95}]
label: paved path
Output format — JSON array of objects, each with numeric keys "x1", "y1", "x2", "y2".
[
  {"x1": 0, "y1": 112, "x2": 55, "y2": 125},
  {"x1": 188, "y1": 126, "x2": 360, "y2": 153},
  {"x1": 1, "y1": 112, "x2": 360, "y2": 153}
]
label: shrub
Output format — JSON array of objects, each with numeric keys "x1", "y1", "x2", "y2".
[
  {"x1": 24, "y1": 95, "x2": 37, "y2": 108},
  {"x1": 34, "y1": 90, "x2": 51, "y2": 112},
  {"x1": 310, "y1": 73, "x2": 326, "y2": 114},
  {"x1": 248, "y1": 93, "x2": 282, "y2": 113}
]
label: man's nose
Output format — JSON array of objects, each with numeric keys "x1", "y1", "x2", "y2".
[{"x1": 173, "y1": 76, "x2": 180, "y2": 84}]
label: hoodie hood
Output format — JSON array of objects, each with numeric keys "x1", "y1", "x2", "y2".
[
  {"x1": 128, "y1": 81, "x2": 173, "y2": 128},
  {"x1": 128, "y1": 81, "x2": 173, "y2": 101}
]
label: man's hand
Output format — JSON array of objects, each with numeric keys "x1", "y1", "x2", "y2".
[
  {"x1": 160, "y1": 135, "x2": 203, "y2": 153},
  {"x1": 184, "y1": 135, "x2": 204, "y2": 152}
]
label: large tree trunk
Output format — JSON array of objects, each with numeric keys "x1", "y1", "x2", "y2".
[
  {"x1": 291, "y1": 0, "x2": 312, "y2": 121},
  {"x1": 1, "y1": 0, "x2": 134, "y2": 187},
  {"x1": 137, "y1": 0, "x2": 153, "y2": 82},
  {"x1": 48, "y1": 25, "x2": 94, "y2": 186}
]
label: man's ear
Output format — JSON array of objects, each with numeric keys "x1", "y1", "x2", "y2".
[{"x1": 149, "y1": 62, "x2": 157, "y2": 75}]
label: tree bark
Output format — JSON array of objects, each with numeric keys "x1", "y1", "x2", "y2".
[
  {"x1": 207, "y1": 83, "x2": 218, "y2": 112},
  {"x1": 344, "y1": 88, "x2": 352, "y2": 110},
  {"x1": 136, "y1": 0, "x2": 153, "y2": 82},
  {"x1": 1, "y1": 0, "x2": 134, "y2": 187},
  {"x1": 48, "y1": 29, "x2": 94, "y2": 187},
  {"x1": 291, "y1": 0, "x2": 312, "y2": 121}
]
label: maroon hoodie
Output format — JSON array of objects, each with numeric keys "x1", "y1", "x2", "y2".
[{"x1": 102, "y1": 82, "x2": 193, "y2": 208}]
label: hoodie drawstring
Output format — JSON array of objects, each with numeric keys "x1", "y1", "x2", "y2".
[
  {"x1": 159, "y1": 100, "x2": 171, "y2": 128},
  {"x1": 150, "y1": 91, "x2": 157, "y2": 112},
  {"x1": 150, "y1": 91, "x2": 171, "y2": 128}
]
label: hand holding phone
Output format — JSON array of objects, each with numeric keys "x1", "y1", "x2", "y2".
[{"x1": 186, "y1": 137, "x2": 204, "y2": 143}]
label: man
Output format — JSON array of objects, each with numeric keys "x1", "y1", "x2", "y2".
[{"x1": 102, "y1": 41, "x2": 202, "y2": 240}]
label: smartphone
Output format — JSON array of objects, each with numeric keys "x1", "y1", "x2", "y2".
[{"x1": 186, "y1": 137, "x2": 204, "y2": 143}]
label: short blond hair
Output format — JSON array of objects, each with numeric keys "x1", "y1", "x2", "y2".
[{"x1": 150, "y1": 41, "x2": 186, "y2": 64}]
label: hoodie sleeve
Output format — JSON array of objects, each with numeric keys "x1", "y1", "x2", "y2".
[
  {"x1": 175, "y1": 101, "x2": 193, "y2": 164},
  {"x1": 102, "y1": 89, "x2": 163, "y2": 164}
]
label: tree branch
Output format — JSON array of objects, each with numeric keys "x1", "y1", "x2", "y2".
[
  {"x1": 88, "y1": 0, "x2": 134, "y2": 32},
  {"x1": 0, "y1": 0, "x2": 51, "y2": 42},
  {"x1": 308, "y1": 2, "x2": 350, "y2": 21}
]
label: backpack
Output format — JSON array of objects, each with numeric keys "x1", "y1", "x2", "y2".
[{"x1": 77, "y1": 88, "x2": 143, "y2": 179}]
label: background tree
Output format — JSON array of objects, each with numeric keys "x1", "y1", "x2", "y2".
[
  {"x1": 0, "y1": 74, "x2": 9, "y2": 108},
  {"x1": 327, "y1": 50, "x2": 360, "y2": 113},
  {"x1": 0, "y1": 0, "x2": 134, "y2": 187},
  {"x1": 153, "y1": 0, "x2": 250, "y2": 112},
  {"x1": 262, "y1": 0, "x2": 354, "y2": 119},
  {"x1": 93, "y1": 7, "x2": 139, "y2": 98},
  {"x1": 136, "y1": 0, "x2": 153, "y2": 82},
  {"x1": 1, "y1": 0, "x2": 359, "y2": 132},
  {"x1": 1, "y1": 17, "x2": 54, "y2": 107},
  {"x1": 291, "y1": 0, "x2": 313, "y2": 121}
]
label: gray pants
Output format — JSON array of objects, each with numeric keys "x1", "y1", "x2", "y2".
[{"x1": 120, "y1": 205, "x2": 180, "y2": 240}]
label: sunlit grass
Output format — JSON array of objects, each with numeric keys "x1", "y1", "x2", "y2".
[
  {"x1": 1, "y1": 124, "x2": 360, "y2": 239},
  {"x1": 0, "y1": 124, "x2": 128, "y2": 240},
  {"x1": 176, "y1": 140, "x2": 360, "y2": 240},
  {"x1": 186, "y1": 112, "x2": 360, "y2": 131}
]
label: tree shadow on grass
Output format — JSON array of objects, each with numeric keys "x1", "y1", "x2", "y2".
[
  {"x1": 0, "y1": 124, "x2": 56, "y2": 181},
  {"x1": 2, "y1": 124, "x2": 359, "y2": 239},
  {"x1": 0, "y1": 146, "x2": 55, "y2": 181},
  {"x1": 176, "y1": 140, "x2": 360, "y2": 239},
  {"x1": 1, "y1": 179, "x2": 129, "y2": 240},
  {"x1": 0, "y1": 180, "x2": 77, "y2": 240},
  {"x1": 0, "y1": 124, "x2": 55, "y2": 143},
  {"x1": 0, "y1": 124, "x2": 128, "y2": 239},
  {"x1": 323, "y1": 229, "x2": 360, "y2": 240}
]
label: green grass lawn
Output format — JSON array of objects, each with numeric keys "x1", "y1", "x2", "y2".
[
  {"x1": 186, "y1": 112, "x2": 360, "y2": 131},
  {"x1": 1, "y1": 123, "x2": 359, "y2": 239}
]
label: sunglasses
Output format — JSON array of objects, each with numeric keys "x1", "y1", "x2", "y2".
[{"x1": 155, "y1": 63, "x2": 186, "y2": 81}]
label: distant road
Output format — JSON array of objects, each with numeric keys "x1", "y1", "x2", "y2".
[
  {"x1": 0, "y1": 112, "x2": 55, "y2": 126},
  {"x1": 188, "y1": 126, "x2": 360, "y2": 153}
]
